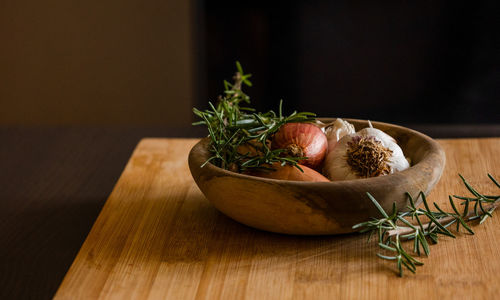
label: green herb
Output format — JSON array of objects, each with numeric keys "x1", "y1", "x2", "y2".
[
  {"x1": 353, "y1": 174, "x2": 500, "y2": 277},
  {"x1": 193, "y1": 62, "x2": 316, "y2": 172}
]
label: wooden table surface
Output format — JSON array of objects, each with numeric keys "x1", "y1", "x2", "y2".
[
  {"x1": 53, "y1": 137, "x2": 500, "y2": 300},
  {"x1": 0, "y1": 127, "x2": 203, "y2": 300}
]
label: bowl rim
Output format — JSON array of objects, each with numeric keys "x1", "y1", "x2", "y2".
[{"x1": 189, "y1": 118, "x2": 445, "y2": 187}]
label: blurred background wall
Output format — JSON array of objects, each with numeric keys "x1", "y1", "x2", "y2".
[
  {"x1": 0, "y1": 0, "x2": 498, "y2": 127},
  {"x1": 0, "y1": 0, "x2": 194, "y2": 126},
  {"x1": 202, "y1": 0, "x2": 499, "y2": 125}
]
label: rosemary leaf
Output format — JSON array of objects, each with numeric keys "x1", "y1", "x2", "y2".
[
  {"x1": 193, "y1": 62, "x2": 316, "y2": 172},
  {"x1": 353, "y1": 174, "x2": 500, "y2": 277},
  {"x1": 366, "y1": 192, "x2": 390, "y2": 219}
]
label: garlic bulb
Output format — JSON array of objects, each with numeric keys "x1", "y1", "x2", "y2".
[
  {"x1": 323, "y1": 126, "x2": 410, "y2": 181},
  {"x1": 324, "y1": 118, "x2": 356, "y2": 154}
]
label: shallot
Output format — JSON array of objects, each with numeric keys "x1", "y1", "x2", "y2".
[
  {"x1": 247, "y1": 163, "x2": 329, "y2": 182},
  {"x1": 272, "y1": 123, "x2": 328, "y2": 170}
]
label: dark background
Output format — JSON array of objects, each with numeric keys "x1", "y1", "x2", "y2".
[
  {"x1": 201, "y1": 0, "x2": 499, "y2": 125},
  {"x1": 0, "y1": 1, "x2": 499, "y2": 299}
]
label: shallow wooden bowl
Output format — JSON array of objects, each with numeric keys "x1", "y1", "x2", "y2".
[{"x1": 188, "y1": 118, "x2": 445, "y2": 235}]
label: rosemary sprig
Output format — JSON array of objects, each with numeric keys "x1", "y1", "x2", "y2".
[
  {"x1": 353, "y1": 174, "x2": 500, "y2": 276},
  {"x1": 193, "y1": 62, "x2": 316, "y2": 172}
]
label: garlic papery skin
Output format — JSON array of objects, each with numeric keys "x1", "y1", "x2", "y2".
[
  {"x1": 324, "y1": 118, "x2": 355, "y2": 155},
  {"x1": 323, "y1": 127, "x2": 410, "y2": 181}
]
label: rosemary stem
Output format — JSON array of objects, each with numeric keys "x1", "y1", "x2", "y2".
[
  {"x1": 387, "y1": 201, "x2": 500, "y2": 238},
  {"x1": 356, "y1": 175, "x2": 500, "y2": 276}
]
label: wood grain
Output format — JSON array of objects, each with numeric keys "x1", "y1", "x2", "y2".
[
  {"x1": 0, "y1": 127, "x2": 206, "y2": 300},
  {"x1": 55, "y1": 138, "x2": 500, "y2": 300}
]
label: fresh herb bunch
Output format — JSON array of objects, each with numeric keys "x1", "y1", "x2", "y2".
[
  {"x1": 353, "y1": 174, "x2": 500, "y2": 277},
  {"x1": 193, "y1": 62, "x2": 316, "y2": 172}
]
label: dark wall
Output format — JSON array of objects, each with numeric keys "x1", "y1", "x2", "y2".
[
  {"x1": 1, "y1": 0, "x2": 496, "y2": 126},
  {"x1": 201, "y1": 0, "x2": 499, "y2": 125},
  {"x1": 0, "y1": 0, "x2": 195, "y2": 126}
]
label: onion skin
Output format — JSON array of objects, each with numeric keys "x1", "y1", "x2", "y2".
[
  {"x1": 246, "y1": 163, "x2": 329, "y2": 182},
  {"x1": 272, "y1": 123, "x2": 328, "y2": 170}
]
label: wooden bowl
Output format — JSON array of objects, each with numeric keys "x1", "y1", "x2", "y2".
[{"x1": 188, "y1": 118, "x2": 445, "y2": 235}]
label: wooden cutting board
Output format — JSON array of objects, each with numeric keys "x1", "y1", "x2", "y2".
[{"x1": 54, "y1": 138, "x2": 500, "y2": 300}]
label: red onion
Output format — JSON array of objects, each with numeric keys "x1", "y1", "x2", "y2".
[{"x1": 272, "y1": 123, "x2": 328, "y2": 170}]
